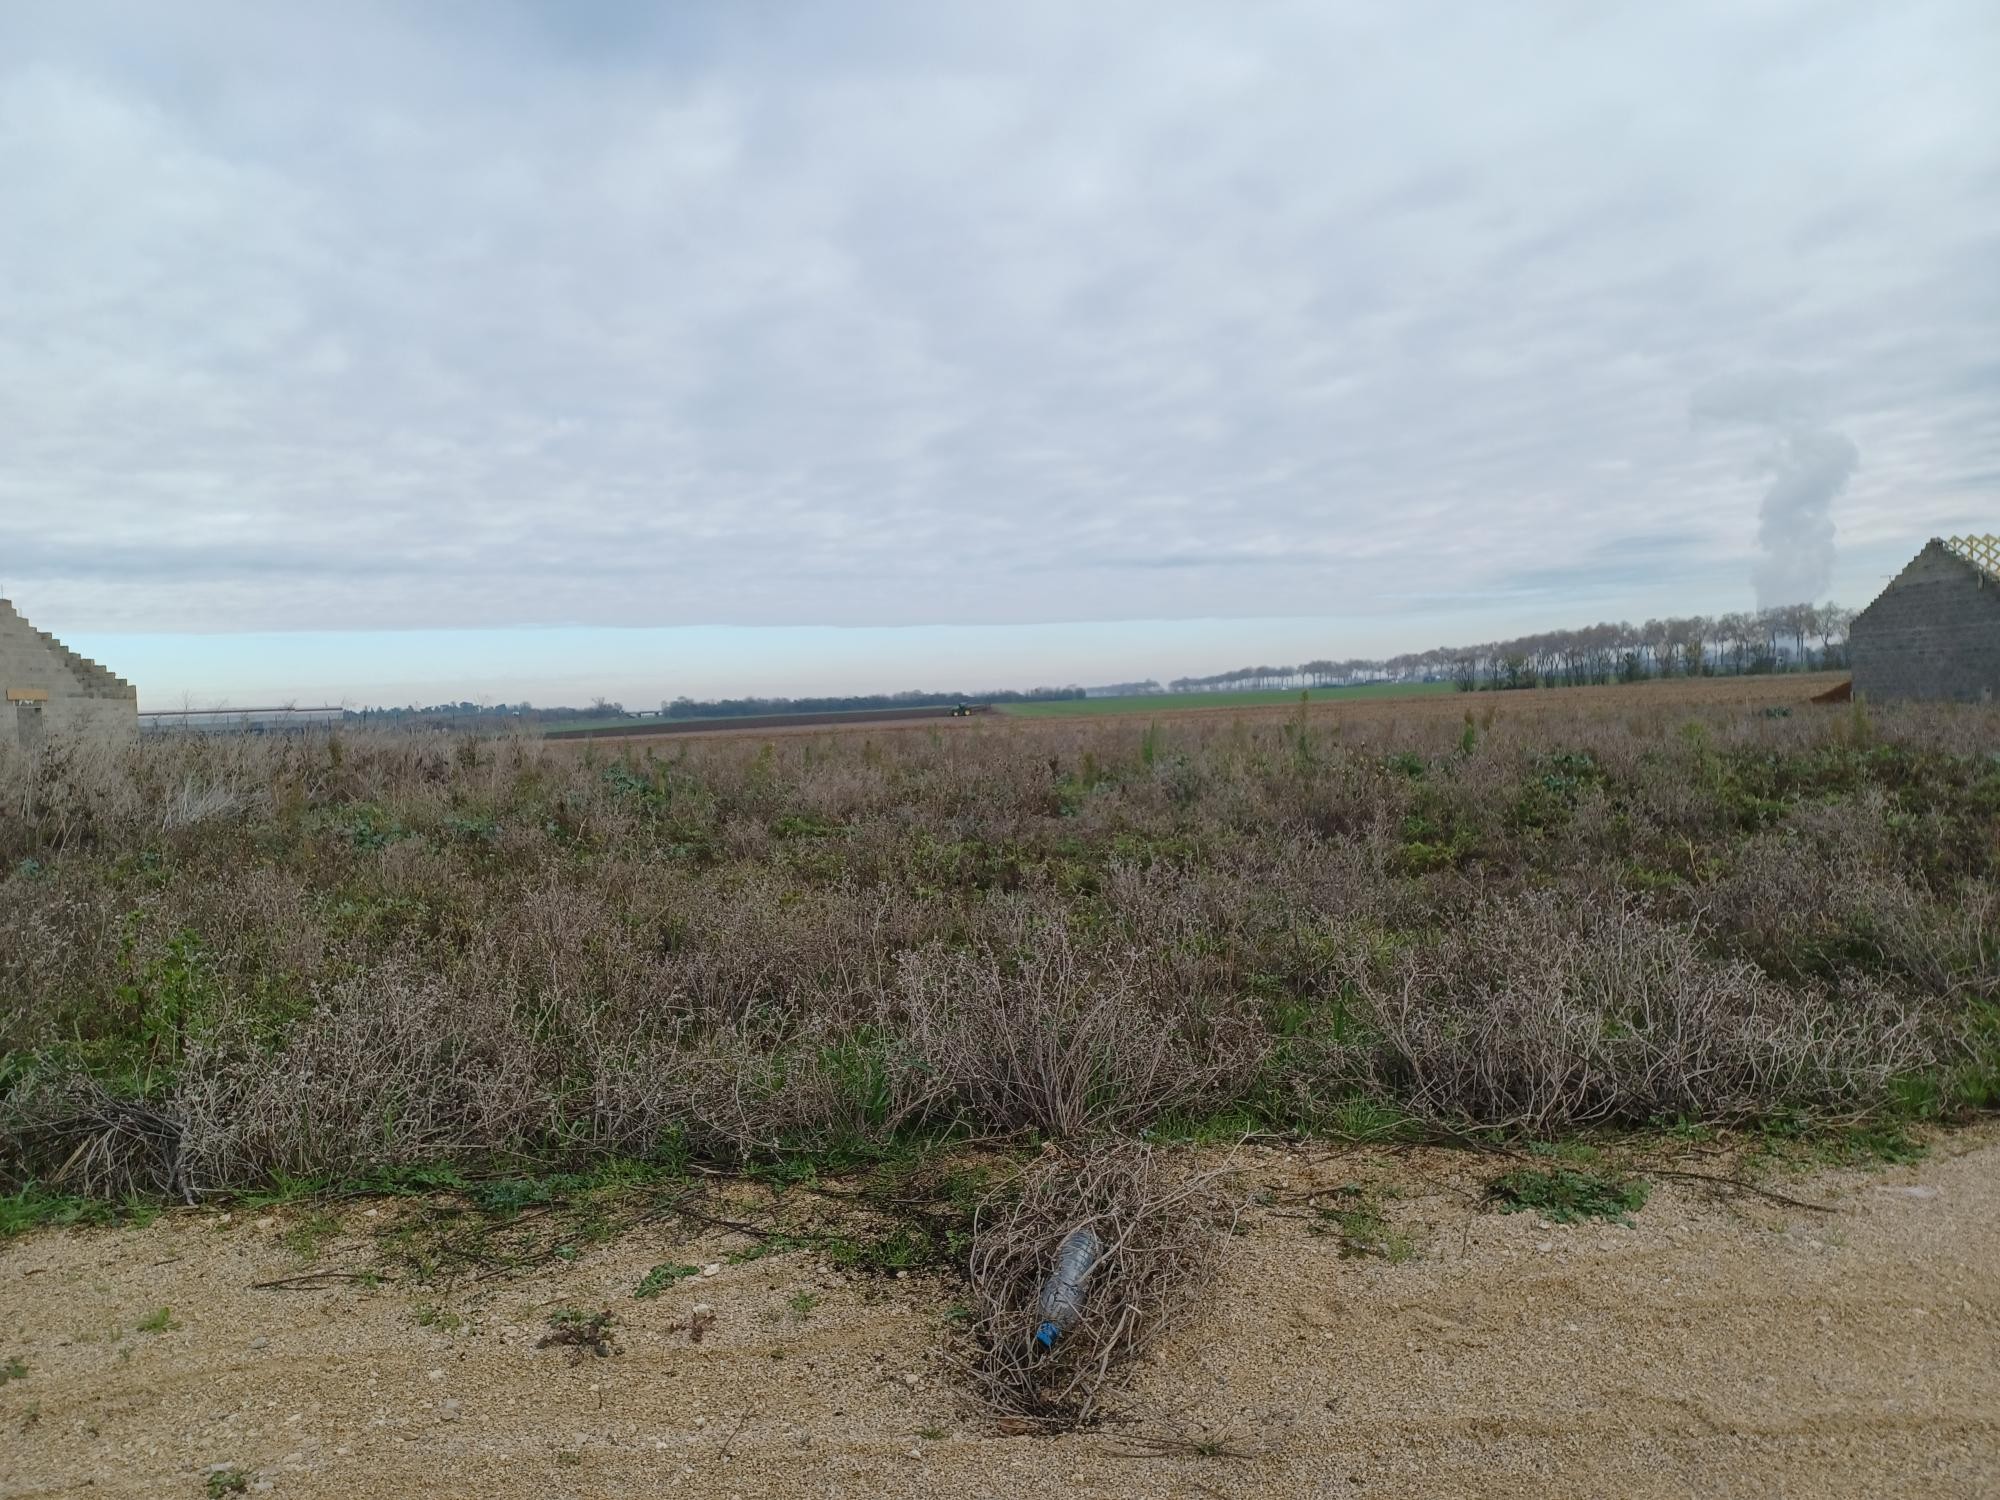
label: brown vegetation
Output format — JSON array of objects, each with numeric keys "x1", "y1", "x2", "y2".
[{"x1": 1, "y1": 682, "x2": 1995, "y2": 1206}]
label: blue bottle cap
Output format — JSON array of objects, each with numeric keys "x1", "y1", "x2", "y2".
[{"x1": 1033, "y1": 1321, "x2": 1060, "y2": 1349}]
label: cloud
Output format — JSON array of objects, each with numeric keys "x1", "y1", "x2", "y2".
[{"x1": 0, "y1": 0, "x2": 1996, "y2": 636}]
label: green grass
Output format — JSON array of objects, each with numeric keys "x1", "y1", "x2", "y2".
[
  {"x1": 634, "y1": 1263, "x2": 702, "y2": 1299},
  {"x1": 0, "y1": 1187, "x2": 150, "y2": 1238},
  {"x1": 1488, "y1": 1168, "x2": 1650, "y2": 1225},
  {"x1": 1310, "y1": 1185, "x2": 1419, "y2": 1262},
  {"x1": 281, "y1": 1210, "x2": 342, "y2": 1264},
  {"x1": 536, "y1": 715, "x2": 652, "y2": 735},
  {"x1": 999, "y1": 682, "x2": 1455, "y2": 717},
  {"x1": 135, "y1": 1306, "x2": 176, "y2": 1334},
  {"x1": 412, "y1": 1304, "x2": 463, "y2": 1333}
]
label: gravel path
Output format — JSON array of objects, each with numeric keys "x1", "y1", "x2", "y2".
[{"x1": 3, "y1": 1130, "x2": 1994, "y2": 1499}]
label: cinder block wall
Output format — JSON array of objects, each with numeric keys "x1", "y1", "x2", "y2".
[
  {"x1": 1849, "y1": 541, "x2": 2000, "y2": 703},
  {"x1": 0, "y1": 598, "x2": 140, "y2": 749}
]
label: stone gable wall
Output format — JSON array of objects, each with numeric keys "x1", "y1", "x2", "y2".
[
  {"x1": 0, "y1": 599, "x2": 140, "y2": 749},
  {"x1": 1849, "y1": 541, "x2": 2000, "y2": 703}
]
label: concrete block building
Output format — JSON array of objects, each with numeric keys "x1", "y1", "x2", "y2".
[
  {"x1": 1849, "y1": 536, "x2": 2000, "y2": 704},
  {"x1": 0, "y1": 598, "x2": 139, "y2": 751}
]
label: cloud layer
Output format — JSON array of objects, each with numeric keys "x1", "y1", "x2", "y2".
[{"x1": 2, "y1": 1, "x2": 1996, "y2": 635}]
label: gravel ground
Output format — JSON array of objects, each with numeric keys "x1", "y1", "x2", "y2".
[{"x1": 2, "y1": 1129, "x2": 1995, "y2": 1499}]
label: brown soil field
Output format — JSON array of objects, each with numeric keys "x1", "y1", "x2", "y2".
[
  {"x1": 4, "y1": 1124, "x2": 1992, "y2": 1500},
  {"x1": 554, "y1": 674, "x2": 1852, "y2": 751}
]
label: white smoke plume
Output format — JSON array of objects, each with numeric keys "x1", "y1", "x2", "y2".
[{"x1": 1691, "y1": 372, "x2": 1859, "y2": 609}]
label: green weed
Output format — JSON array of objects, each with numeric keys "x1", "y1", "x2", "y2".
[
  {"x1": 1488, "y1": 1169, "x2": 1649, "y2": 1225},
  {"x1": 1309, "y1": 1185, "x2": 1418, "y2": 1262},
  {"x1": 282, "y1": 1211, "x2": 341, "y2": 1264},
  {"x1": 634, "y1": 1263, "x2": 701, "y2": 1299}
]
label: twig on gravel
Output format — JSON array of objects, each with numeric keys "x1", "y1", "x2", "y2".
[
  {"x1": 1108, "y1": 1428, "x2": 1273, "y2": 1460},
  {"x1": 1645, "y1": 1168, "x2": 1834, "y2": 1214},
  {"x1": 711, "y1": 1411, "x2": 751, "y2": 1463},
  {"x1": 250, "y1": 1270, "x2": 393, "y2": 1290}
]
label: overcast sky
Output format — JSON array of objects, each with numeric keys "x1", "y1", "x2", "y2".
[{"x1": 3, "y1": 2, "x2": 1996, "y2": 705}]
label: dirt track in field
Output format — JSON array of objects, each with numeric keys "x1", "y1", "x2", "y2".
[
  {"x1": 551, "y1": 673, "x2": 1852, "y2": 751},
  {"x1": 4, "y1": 1122, "x2": 1993, "y2": 1500}
]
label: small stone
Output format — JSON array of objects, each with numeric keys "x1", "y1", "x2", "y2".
[
  {"x1": 255, "y1": 1217, "x2": 275, "y2": 1230},
  {"x1": 895, "y1": 1270, "x2": 908, "y2": 1279},
  {"x1": 439, "y1": 1400, "x2": 461, "y2": 1422},
  {"x1": 364, "y1": 1208, "x2": 379, "y2": 1218},
  {"x1": 702, "y1": 1264, "x2": 723, "y2": 1277},
  {"x1": 1536, "y1": 1241, "x2": 1553, "y2": 1254},
  {"x1": 906, "y1": 1446, "x2": 924, "y2": 1460},
  {"x1": 694, "y1": 1416, "x2": 708, "y2": 1429},
  {"x1": 901, "y1": 1373, "x2": 920, "y2": 1389},
  {"x1": 425, "y1": 1368, "x2": 446, "y2": 1383},
  {"x1": 1882, "y1": 1185, "x2": 1940, "y2": 1199},
  {"x1": 250, "y1": 1337, "x2": 269, "y2": 1351},
  {"x1": 334, "y1": 1447, "x2": 350, "y2": 1457}
]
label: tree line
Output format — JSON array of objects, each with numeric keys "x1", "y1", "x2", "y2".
[
  {"x1": 1168, "y1": 601, "x2": 1857, "y2": 694},
  {"x1": 653, "y1": 687, "x2": 1084, "y2": 720}
]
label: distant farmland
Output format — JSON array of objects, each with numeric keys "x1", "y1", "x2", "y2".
[{"x1": 999, "y1": 680, "x2": 1456, "y2": 716}]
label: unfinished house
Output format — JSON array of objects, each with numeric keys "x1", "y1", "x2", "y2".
[
  {"x1": 1848, "y1": 536, "x2": 2000, "y2": 704},
  {"x1": 0, "y1": 597, "x2": 139, "y2": 751}
]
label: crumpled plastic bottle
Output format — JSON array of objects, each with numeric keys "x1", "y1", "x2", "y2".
[{"x1": 1033, "y1": 1226, "x2": 1104, "y2": 1350}]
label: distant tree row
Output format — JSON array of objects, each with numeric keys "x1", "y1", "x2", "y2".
[
  {"x1": 1083, "y1": 679, "x2": 1164, "y2": 698},
  {"x1": 657, "y1": 686, "x2": 1085, "y2": 720},
  {"x1": 1169, "y1": 602, "x2": 1858, "y2": 695},
  {"x1": 353, "y1": 687, "x2": 1088, "y2": 727}
]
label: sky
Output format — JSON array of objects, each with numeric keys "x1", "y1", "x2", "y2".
[{"x1": 1, "y1": 1, "x2": 1995, "y2": 708}]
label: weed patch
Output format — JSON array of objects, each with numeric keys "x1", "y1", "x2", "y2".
[
  {"x1": 538, "y1": 1308, "x2": 616, "y2": 1358},
  {"x1": 1488, "y1": 1168, "x2": 1649, "y2": 1225},
  {"x1": 1309, "y1": 1185, "x2": 1418, "y2": 1262},
  {"x1": 634, "y1": 1263, "x2": 701, "y2": 1299}
]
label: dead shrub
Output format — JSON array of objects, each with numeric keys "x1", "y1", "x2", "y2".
[
  {"x1": 1327, "y1": 891, "x2": 1936, "y2": 1131},
  {"x1": 960, "y1": 1141, "x2": 1225, "y2": 1424},
  {"x1": 897, "y1": 914, "x2": 1266, "y2": 1137},
  {"x1": 173, "y1": 963, "x2": 557, "y2": 1188},
  {"x1": 661, "y1": 1014, "x2": 949, "y2": 1159},
  {"x1": 0, "y1": 1075, "x2": 192, "y2": 1201}
]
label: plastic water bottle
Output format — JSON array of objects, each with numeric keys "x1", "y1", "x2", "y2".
[{"x1": 1033, "y1": 1226, "x2": 1104, "y2": 1350}]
